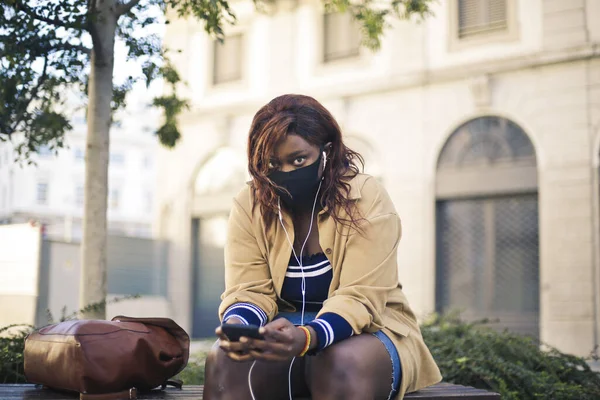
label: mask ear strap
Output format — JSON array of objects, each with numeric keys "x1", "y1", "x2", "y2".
[
  {"x1": 278, "y1": 198, "x2": 283, "y2": 222},
  {"x1": 322, "y1": 150, "x2": 328, "y2": 181}
]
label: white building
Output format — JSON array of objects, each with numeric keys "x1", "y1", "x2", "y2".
[
  {"x1": 0, "y1": 100, "x2": 158, "y2": 240},
  {"x1": 157, "y1": 0, "x2": 600, "y2": 356}
]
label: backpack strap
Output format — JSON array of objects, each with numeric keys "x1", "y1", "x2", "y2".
[{"x1": 161, "y1": 379, "x2": 183, "y2": 390}]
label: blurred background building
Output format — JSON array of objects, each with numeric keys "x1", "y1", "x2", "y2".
[
  {"x1": 0, "y1": 105, "x2": 158, "y2": 241},
  {"x1": 0, "y1": 94, "x2": 166, "y2": 329},
  {"x1": 155, "y1": 0, "x2": 600, "y2": 358}
]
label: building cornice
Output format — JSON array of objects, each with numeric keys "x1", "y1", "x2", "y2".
[{"x1": 179, "y1": 43, "x2": 600, "y2": 122}]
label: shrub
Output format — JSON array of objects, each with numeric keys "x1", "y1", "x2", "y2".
[
  {"x1": 175, "y1": 351, "x2": 207, "y2": 385},
  {"x1": 0, "y1": 324, "x2": 32, "y2": 384},
  {"x1": 421, "y1": 315, "x2": 600, "y2": 400}
]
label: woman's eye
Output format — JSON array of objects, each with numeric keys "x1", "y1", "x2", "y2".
[
  {"x1": 293, "y1": 157, "x2": 306, "y2": 166},
  {"x1": 268, "y1": 160, "x2": 278, "y2": 169}
]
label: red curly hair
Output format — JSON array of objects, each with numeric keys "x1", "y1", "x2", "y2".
[{"x1": 247, "y1": 94, "x2": 364, "y2": 229}]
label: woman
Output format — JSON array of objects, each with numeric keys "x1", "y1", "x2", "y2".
[{"x1": 204, "y1": 94, "x2": 441, "y2": 400}]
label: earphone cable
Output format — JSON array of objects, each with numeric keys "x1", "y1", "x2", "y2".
[
  {"x1": 251, "y1": 153, "x2": 326, "y2": 400},
  {"x1": 288, "y1": 357, "x2": 296, "y2": 400},
  {"x1": 278, "y1": 180, "x2": 322, "y2": 400},
  {"x1": 248, "y1": 360, "x2": 257, "y2": 400},
  {"x1": 279, "y1": 179, "x2": 322, "y2": 325}
]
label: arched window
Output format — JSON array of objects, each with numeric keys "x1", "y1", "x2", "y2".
[
  {"x1": 194, "y1": 147, "x2": 249, "y2": 197},
  {"x1": 344, "y1": 134, "x2": 382, "y2": 179},
  {"x1": 435, "y1": 116, "x2": 539, "y2": 338},
  {"x1": 191, "y1": 147, "x2": 248, "y2": 338}
]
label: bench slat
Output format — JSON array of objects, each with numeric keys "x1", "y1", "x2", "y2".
[
  {"x1": 407, "y1": 384, "x2": 501, "y2": 399},
  {"x1": 0, "y1": 384, "x2": 500, "y2": 399}
]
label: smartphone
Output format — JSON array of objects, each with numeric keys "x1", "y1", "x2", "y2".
[{"x1": 221, "y1": 323, "x2": 264, "y2": 342}]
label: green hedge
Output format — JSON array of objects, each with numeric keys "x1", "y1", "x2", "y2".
[
  {"x1": 3, "y1": 314, "x2": 600, "y2": 399},
  {"x1": 174, "y1": 352, "x2": 207, "y2": 385},
  {"x1": 0, "y1": 324, "x2": 30, "y2": 384},
  {"x1": 421, "y1": 315, "x2": 600, "y2": 400}
]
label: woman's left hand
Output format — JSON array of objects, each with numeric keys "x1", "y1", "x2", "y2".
[{"x1": 242, "y1": 318, "x2": 307, "y2": 362}]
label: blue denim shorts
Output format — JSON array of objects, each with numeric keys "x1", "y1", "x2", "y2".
[
  {"x1": 373, "y1": 330, "x2": 402, "y2": 399},
  {"x1": 277, "y1": 312, "x2": 402, "y2": 399}
]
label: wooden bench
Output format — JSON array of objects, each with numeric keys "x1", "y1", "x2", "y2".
[{"x1": 0, "y1": 384, "x2": 500, "y2": 399}]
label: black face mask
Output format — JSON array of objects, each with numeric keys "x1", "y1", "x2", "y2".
[{"x1": 268, "y1": 151, "x2": 323, "y2": 210}]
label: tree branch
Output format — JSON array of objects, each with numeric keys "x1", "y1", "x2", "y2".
[
  {"x1": 59, "y1": 42, "x2": 92, "y2": 56},
  {"x1": 8, "y1": 55, "x2": 49, "y2": 135},
  {"x1": 116, "y1": 0, "x2": 142, "y2": 16},
  {"x1": 86, "y1": 0, "x2": 102, "y2": 59},
  {"x1": 14, "y1": 0, "x2": 76, "y2": 29}
]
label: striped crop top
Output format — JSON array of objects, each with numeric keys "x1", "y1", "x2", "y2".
[{"x1": 223, "y1": 253, "x2": 354, "y2": 351}]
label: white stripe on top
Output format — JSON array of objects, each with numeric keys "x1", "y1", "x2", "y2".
[
  {"x1": 285, "y1": 264, "x2": 333, "y2": 278},
  {"x1": 226, "y1": 303, "x2": 266, "y2": 325},
  {"x1": 287, "y1": 259, "x2": 330, "y2": 271},
  {"x1": 313, "y1": 319, "x2": 332, "y2": 347},
  {"x1": 317, "y1": 318, "x2": 335, "y2": 347},
  {"x1": 224, "y1": 314, "x2": 249, "y2": 325}
]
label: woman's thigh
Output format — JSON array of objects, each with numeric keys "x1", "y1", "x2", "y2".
[
  {"x1": 204, "y1": 342, "x2": 310, "y2": 400},
  {"x1": 306, "y1": 333, "x2": 395, "y2": 400}
]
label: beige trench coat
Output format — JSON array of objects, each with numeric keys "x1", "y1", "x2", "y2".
[{"x1": 219, "y1": 173, "x2": 442, "y2": 398}]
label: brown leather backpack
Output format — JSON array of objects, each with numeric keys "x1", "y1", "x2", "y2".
[{"x1": 24, "y1": 316, "x2": 190, "y2": 400}]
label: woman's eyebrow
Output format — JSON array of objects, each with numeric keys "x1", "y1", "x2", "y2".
[{"x1": 286, "y1": 150, "x2": 308, "y2": 158}]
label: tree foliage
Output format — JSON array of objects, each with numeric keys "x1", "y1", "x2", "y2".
[
  {"x1": 0, "y1": 0, "x2": 433, "y2": 159},
  {"x1": 0, "y1": 0, "x2": 235, "y2": 159},
  {"x1": 323, "y1": 0, "x2": 432, "y2": 49}
]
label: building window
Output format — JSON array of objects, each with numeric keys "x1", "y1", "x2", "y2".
[
  {"x1": 109, "y1": 152, "x2": 125, "y2": 165},
  {"x1": 109, "y1": 188, "x2": 120, "y2": 210},
  {"x1": 142, "y1": 155, "x2": 153, "y2": 169},
  {"x1": 72, "y1": 116, "x2": 86, "y2": 126},
  {"x1": 458, "y1": 0, "x2": 507, "y2": 38},
  {"x1": 323, "y1": 12, "x2": 361, "y2": 63},
  {"x1": 74, "y1": 148, "x2": 85, "y2": 161},
  {"x1": 145, "y1": 191, "x2": 153, "y2": 214},
  {"x1": 38, "y1": 145, "x2": 53, "y2": 158},
  {"x1": 212, "y1": 34, "x2": 243, "y2": 85},
  {"x1": 436, "y1": 116, "x2": 539, "y2": 339},
  {"x1": 75, "y1": 184, "x2": 84, "y2": 208},
  {"x1": 194, "y1": 147, "x2": 249, "y2": 196},
  {"x1": 36, "y1": 182, "x2": 48, "y2": 205}
]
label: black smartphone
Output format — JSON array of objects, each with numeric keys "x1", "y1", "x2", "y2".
[{"x1": 221, "y1": 323, "x2": 264, "y2": 342}]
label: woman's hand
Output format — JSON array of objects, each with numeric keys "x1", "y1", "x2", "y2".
[
  {"x1": 215, "y1": 318, "x2": 256, "y2": 362},
  {"x1": 242, "y1": 318, "x2": 307, "y2": 362}
]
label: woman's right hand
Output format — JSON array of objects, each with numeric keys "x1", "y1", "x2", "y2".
[{"x1": 215, "y1": 318, "x2": 256, "y2": 362}]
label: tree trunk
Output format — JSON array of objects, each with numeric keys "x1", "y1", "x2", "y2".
[{"x1": 80, "y1": 0, "x2": 118, "y2": 319}]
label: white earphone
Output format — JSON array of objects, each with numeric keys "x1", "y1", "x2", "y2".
[{"x1": 251, "y1": 149, "x2": 328, "y2": 400}]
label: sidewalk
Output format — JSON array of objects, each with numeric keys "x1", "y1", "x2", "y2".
[{"x1": 189, "y1": 339, "x2": 215, "y2": 357}]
